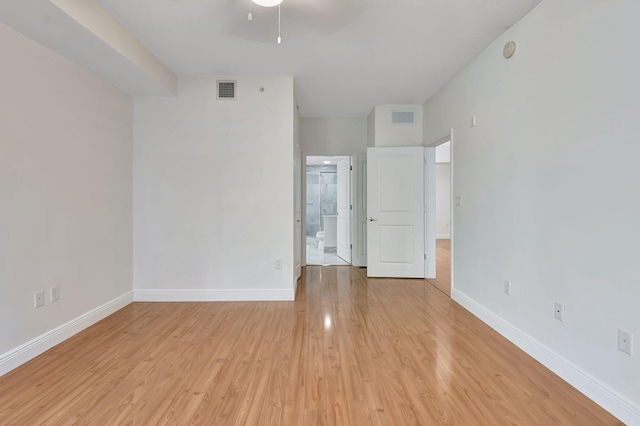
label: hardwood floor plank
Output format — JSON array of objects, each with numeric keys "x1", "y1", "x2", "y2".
[
  {"x1": 0, "y1": 266, "x2": 622, "y2": 425},
  {"x1": 322, "y1": 271, "x2": 349, "y2": 426},
  {"x1": 281, "y1": 306, "x2": 308, "y2": 424},
  {"x1": 179, "y1": 303, "x2": 264, "y2": 424},
  {"x1": 304, "y1": 269, "x2": 326, "y2": 411},
  {"x1": 330, "y1": 272, "x2": 365, "y2": 404},
  {"x1": 232, "y1": 303, "x2": 287, "y2": 425},
  {"x1": 427, "y1": 239, "x2": 451, "y2": 296},
  {"x1": 145, "y1": 304, "x2": 241, "y2": 424}
]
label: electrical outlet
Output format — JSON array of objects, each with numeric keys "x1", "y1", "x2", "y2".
[
  {"x1": 554, "y1": 302, "x2": 565, "y2": 322},
  {"x1": 275, "y1": 259, "x2": 283, "y2": 269},
  {"x1": 34, "y1": 290, "x2": 45, "y2": 308},
  {"x1": 50, "y1": 285, "x2": 60, "y2": 302},
  {"x1": 503, "y1": 280, "x2": 511, "y2": 295},
  {"x1": 618, "y1": 329, "x2": 633, "y2": 355}
]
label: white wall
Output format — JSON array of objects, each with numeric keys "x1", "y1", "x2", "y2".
[
  {"x1": 0, "y1": 23, "x2": 133, "y2": 370},
  {"x1": 422, "y1": 0, "x2": 640, "y2": 422},
  {"x1": 367, "y1": 109, "x2": 375, "y2": 148},
  {"x1": 134, "y1": 76, "x2": 295, "y2": 300},
  {"x1": 301, "y1": 117, "x2": 367, "y2": 154},
  {"x1": 436, "y1": 164, "x2": 451, "y2": 239},
  {"x1": 436, "y1": 141, "x2": 451, "y2": 163},
  {"x1": 371, "y1": 105, "x2": 423, "y2": 147}
]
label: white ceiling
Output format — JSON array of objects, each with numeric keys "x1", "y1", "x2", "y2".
[{"x1": 1, "y1": 0, "x2": 541, "y2": 118}]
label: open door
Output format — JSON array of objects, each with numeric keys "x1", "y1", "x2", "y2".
[
  {"x1": 366, "y1": 146, "x2": 426, "y2": 278},
  {"x1": 336, "y1": 157, "x2": 351, "y2": 263}
]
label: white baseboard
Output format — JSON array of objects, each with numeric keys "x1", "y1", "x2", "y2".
[
  {"x1": 295, "y1": 264, "x2": 302, "y2": 281},
  {"x1": 452, "y1": 289, "x2": 640, "y2": 426},
  {"x1": 134, "y1": 289, "x2": 295, "y2": 302},
  {"x1": 0, "y1": 291, "x2": 133, "y2": 377},
  {"x1": 436, "y1": 234, "x2": 451, "y2": 239}
]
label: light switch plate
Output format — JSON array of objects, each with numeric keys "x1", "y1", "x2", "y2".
[{"x1": 50, "y1": 285, "x2": 60, "y2": 302}]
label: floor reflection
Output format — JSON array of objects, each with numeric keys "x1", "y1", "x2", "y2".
[{"x1": 306, "y1": 236, "x2": 349, "y2": 265}]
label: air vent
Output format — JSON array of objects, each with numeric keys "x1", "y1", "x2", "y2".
[
  {"x1": 217, "y1": 80, "x2": 237, "y2": 100},
  {"x1": 392, "y1": 110, "x2": 415, "y2": 125}
]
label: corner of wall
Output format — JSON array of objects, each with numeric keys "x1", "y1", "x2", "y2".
[{"x1": 0, "y1": 292, "x2": 133, "y2": 377}]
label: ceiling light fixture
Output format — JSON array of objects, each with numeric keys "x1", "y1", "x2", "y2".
[
  {"x1": 248, "y1": 0, "x2": 283, "y2": 44},
  {"x1": 252, "y1": 0, "x2": 282, "y2": 6}
]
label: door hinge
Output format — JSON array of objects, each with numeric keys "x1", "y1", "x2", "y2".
[
  {"x1": 350, "y1": 244, "x2": 353, "y2": 249},
  {"x1": 424, "y1": 254, "x2": 427, "y2": 260},
  {"x1": 350, "y1": 204, "x2": 353, "y2": 210},
  {"x1": 350, "y1": 165, "x2": 353, "y2": 171}
]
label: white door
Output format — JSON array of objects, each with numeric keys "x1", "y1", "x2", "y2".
[
  {"x1": 367, "y1": 147, "x2": 425, "y2": 278},
  {"x1": 336, "y1": 157, "x2": 351, "y2": 263}
]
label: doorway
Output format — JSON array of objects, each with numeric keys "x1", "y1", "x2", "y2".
[
  {"x1": 305, "y1": 156, "x2": 351, "y2": 266},
  {"x1": 427, "y1": 139, "x2": 452, "y2": 296}
]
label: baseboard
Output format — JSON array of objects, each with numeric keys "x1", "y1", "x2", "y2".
[
  {"x1": 452, "y1": 289, "x2": 640, "y2": 425},
  {"x1": 295, "y1": 264, "x2": 302, "y2": 281},
  {"x1": 133, "y1": 288, "x2": 295, "y2": 302},
  {"x1": 436, "y1": 234, "x2": 451, "y2": 239},
  {"x1": 0, "y1": 291, "x2": 133, "y2": 377}
]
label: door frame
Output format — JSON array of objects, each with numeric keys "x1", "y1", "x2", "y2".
[
  {"x1": 425, "y1": 129, "x2": 454, "y2": 294},
  {"x1": 302, "y1": 153, "x2": 357, "y2": 267},
  {"x1": 294, "y1": 146, "x2": 302, "y2": 280},
  {"x1": 336, "y1": 157, "x2": 352, "y2": 263},
  {"x1": 352, "y1": 152, "x2": 367, "y2": 267}
]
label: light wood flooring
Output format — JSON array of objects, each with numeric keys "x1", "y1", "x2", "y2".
[
  {"x1": 426, "y1": 239, "x2": 451, "y2": 297},
  {"x1": 0, "y1": 267, "x2": 620, "y2": 425}
]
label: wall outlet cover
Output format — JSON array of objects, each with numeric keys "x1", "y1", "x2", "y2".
[
  {"x1": 618, "y1": 329, "x2": 633, "y2": 355},
  {"x1": 554, "y1": 302, "x2": 565, "y2": 322},
  {"x1": 34, "y1": 290, "x2": 45, "y2": 308}
]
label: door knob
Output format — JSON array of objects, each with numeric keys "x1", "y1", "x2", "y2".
[{"x1": 367, "y1": 217, "x2": 378, "y2": 222}]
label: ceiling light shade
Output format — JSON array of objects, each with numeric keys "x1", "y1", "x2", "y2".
[
  {"x1": 247, "y1": 0, "x2": 284, "y2": 44},
  {"x1": 251, "y1": 0, "x2": 283, "y2": 7}
]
